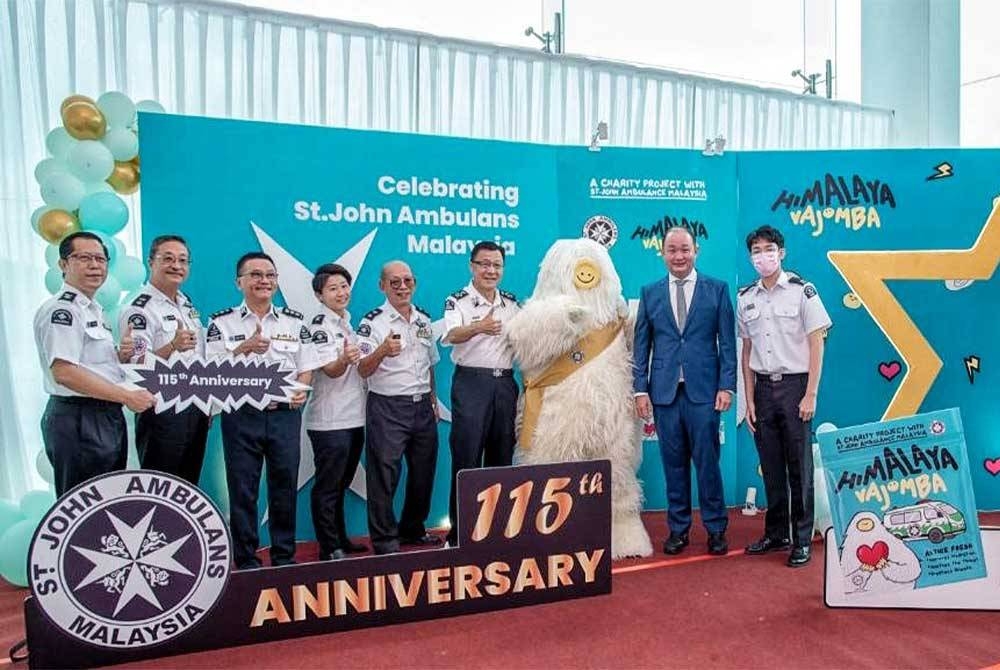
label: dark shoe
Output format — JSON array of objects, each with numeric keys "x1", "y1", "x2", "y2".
[
  {"x1": 272, "y1": 558, "x2": 297, "y2": 567},
  {"x1": 745, "y1": 536, "x2": 791, "y2": 555},
  {"x1": 401, "y1": 533, "x2": 443, "y2": 547},
  {"x1": 373, "y1": 544, "x2": 399, "y2": 555},
  {"x1": 323, "y1": 548, "x2": 346, "y2": 560},
  {"x1": 342, "y1": 540, "x2": 368, "y2": 554},
  {"x1": 707, "y1": 532, "x2": 729, "y2": 555},
  {"x1": 663, "y1": 532, "x2": 690, "y2": 555},
  {"x1": 787, "y1": 546, "x2": 811, "y2": 567}
]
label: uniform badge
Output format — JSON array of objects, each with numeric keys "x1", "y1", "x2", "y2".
[
  {"x1": 571, "y1": 351, "x2": 585, "y2": 364},
  {"x1": 803, "y1": 285, "x2": 817, "y2": 299},
  {"x1": 58, "y1": 291, "x2": 77, "y2": 302},
  {"x1": 299, "y1": 325, "x2": 311, "y2": 343},
  {"x1": 417, "y1": 327, "x2": 432, "y2": 339},
  {"x1": 206, "y1": 323, "x2": 222, "y2": 342},
  {"x1": 312, "y1": 331, "x2": 329, "y2": 344},
  {"x1": 357, "y1": 323, "x2": 372, "y2": 338},
  {"x1": 128, "y1": 314, "x2": 148, "y2": 330},
  {"x1": 359, "y1": 341, "x2": 374, "y2": 355},
  {"x1": 189, "y1": 309, "x2": 200, "y2": 321},
  {"x1": 444, "y1": 299, "x2": 456, "y2": 311},
  {"x1": 51, "y1": 309, "x2": 73, "y2": 326}
]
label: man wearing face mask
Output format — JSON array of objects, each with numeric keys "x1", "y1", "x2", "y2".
[
  {"x1": 118, "y1": 235, "x2": 209, "y2": 486},
  {"x1": 634, "y1": 227, "x2": 736, "y2": 556},
  {"x1": 356, "y1": 261, "x2": 441, "y2": 555},
  {"x1": 737, "y1": 225, "x2": 831, "y2": 568},
  {"x1": 440, "y1": 241, "x2": 520, "y2": 548}
]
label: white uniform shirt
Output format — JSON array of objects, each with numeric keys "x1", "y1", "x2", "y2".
[
  {"x1": 736, "y1": 271, "x2": 832, "y2": 375},
  {"x1": 204, "y1": 302, "x2": 318, "y2": 374},
  {"x1": 441, "y1": 283, "x2": 519, "y2": 369},
  {"x1": 117, "y1": 283, "x2": 204, "y2": 362},
  {"x1": 356, "y1": 302, "x2": 440, "y2": 397},
  {"x1": 33, "y1": 284, "x2": 125, "y2": 396},
  {"x1": 304, "y1": 306, "x2": 366, "y2": 430}
]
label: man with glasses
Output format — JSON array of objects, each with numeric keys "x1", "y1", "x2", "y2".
[
  {"x1": 440, "y1": 241, "x2": 519, "y2": 547},
  {"x1": 356, "y1": 261, "x2": 441, "y2": 555},
  {"x1": 737, "y1": 225, "x2": 831, "y2": 568},
  {"x1": 205, "y1": 251, "x2": 317, "y2": 569},
  {"x1": 118, "y1": 235, "x2": 209, "y2": 486},
  {"x1": 33, "y1": 231, "x2": 156, "y2": 496}
]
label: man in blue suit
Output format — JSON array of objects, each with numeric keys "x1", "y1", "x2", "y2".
[{"x1": 634, "y1": 227, "x2": 737, "y2": 556}]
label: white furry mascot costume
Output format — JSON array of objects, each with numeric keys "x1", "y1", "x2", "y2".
[{"x1": 505, "y1": 238, "x2": 653, "y2": 559}]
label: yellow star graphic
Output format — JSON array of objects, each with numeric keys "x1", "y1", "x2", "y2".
[{"x1": 827, "y1": 199, "x2": 1000, "y2": 420}]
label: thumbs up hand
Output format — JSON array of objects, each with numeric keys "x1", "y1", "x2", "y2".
[
  {"x1": 248, "y1": 321, "x2": 271, "y2": 354},
  {"x1": 171, "y1": 327, "x2": 197, "y2": 353},
  {"x1": 381, "y1": 330, "x2": 403, "y2": 357},
  {"x1": 477, "y1": 306, "x2": 503, "y2": 336},
  {"x1": 118, "y1": 323, "x2": 136, "y2": 362}
]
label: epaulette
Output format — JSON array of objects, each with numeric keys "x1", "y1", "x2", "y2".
[
  {"x1": 500, "y1": 289, "x2": 517, "y2": 302},
  {"x1": 363, "y1": 307, "x2": 383, "y2": 321},
  {"x1": 282, "y1": 306, "x2": 303, "y2": 320},
  {"x1": 312, "y1": 314, "x2": 325, "y2": 325},
  {"x1": 58, "y1": 291, "x2": 77, "y2": 302},
  {"x1": 415, "y1": 304, "x2": 431, "y2": 318},
  {"x1": 210, "y1": 307, "x2": 234, "y2": 319},
  {"x1": 737, "y1": 282, "x2": 757, "y2": 297},
  {"x1": 131, "y1": 293, "x2": 152, "y2": 307},
  {"x1": 787, "y1": 275, "x2": 805, "y2": 286},
  {"x1": 451, "y1": 289, "x2": 468, "y2": 300}
]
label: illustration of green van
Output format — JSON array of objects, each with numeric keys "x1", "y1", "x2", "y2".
[{"x1": 883, "y1": 499, "x2": 966, "y2": 544}]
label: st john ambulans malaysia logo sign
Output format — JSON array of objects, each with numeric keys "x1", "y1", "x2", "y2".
[{"x1": 28, "y1": 471, "x2": 231, "y2": 648}]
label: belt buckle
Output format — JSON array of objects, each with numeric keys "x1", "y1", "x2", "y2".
[
  {"x1": 492, "y1": 368, "x2": 503, "y2": 378},
  {"x1": 412, "y1": 393, "x2": 423, "y2": 403},
  {"x1": 769, "y1": 373, "x2": 783, "y2": 382}
]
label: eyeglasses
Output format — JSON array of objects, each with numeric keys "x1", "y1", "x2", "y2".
[
  {"x1": 67, "y1": 253, "x2": 108, "y2": 265},
  {"x1": 388, "y1": 277, "x2": 415, "y2": 289},
  {"x1": 240, "y1": 271, "x2": 278, "y2": 282},
  {"x1": 154, "y1": 254, "x2": 191, "y2": 266},
  {"x1": 471, "y1": 261, "x2": 504, "y2": 271}
]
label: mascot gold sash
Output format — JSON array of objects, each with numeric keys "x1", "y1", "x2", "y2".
[{"x1": 520, "y1": 319, "x2": 623, "y2": 449}]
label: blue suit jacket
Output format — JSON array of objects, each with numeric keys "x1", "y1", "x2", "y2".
[{"x1": 633, "y1": 273, "x2": 737, "y2": 405}]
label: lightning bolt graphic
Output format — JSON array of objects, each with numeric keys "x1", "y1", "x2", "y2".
[
  {"x1": 964, "y1": 355, "x2": 981, "y2": 384},
  {"x1": 927, "y1": 162, "x2": 954, "y2": 181}
]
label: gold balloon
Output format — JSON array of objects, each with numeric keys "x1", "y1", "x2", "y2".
[
  {"x1": 128, "y1": 151, "x2": 140, "y2": 168},
  {"x1": 37, "y1": 209, "x2": 80, "y2": 244},
  {"x1": 62, "y1": 100, "x2": 107, "y2": 140},
  {"x1": 106, "y1": 161, "x2": 140, "y2": 194},
  {"x1": 60, "y1": 94, "x2": 95, "y2": 114}
]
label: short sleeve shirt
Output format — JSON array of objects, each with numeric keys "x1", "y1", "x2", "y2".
[
  {"x1": 117, "y1": 283, "x2": 204, "y2": 362},
  {"x1": 441, "y1": 283, "x2": 519, "y2": 369},
  {"x1": 356, "y1": 302, "x2": 440, "y2": 396}
]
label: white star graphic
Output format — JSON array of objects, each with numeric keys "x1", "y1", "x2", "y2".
[
  {"x1": 71, "y1": 507, "x2": 193, "y2": 616},
  {"x1": 252, "y1": 221, "x2": 453, "y2": 520}
]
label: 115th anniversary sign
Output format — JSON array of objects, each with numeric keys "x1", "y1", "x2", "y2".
[{"x1": 24, "y1": 460, "x2": 612, "y2": 668}]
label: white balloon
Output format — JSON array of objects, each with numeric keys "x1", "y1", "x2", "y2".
[
  {"x1": 66, "y1": 140, "x2": 115, "y2": 182},
  {"x1": 101, "y1": 127, "x2": 139, "y2": 161},
  {"x1": 96, "y1": 91, "x2": 136, "y2": 128},
  {"x1": 34, "y1": 158, "x2": 68, "y2": 185},
  {"x1": 45, "y1": 127, "x2": 76, "y2": 159},
  {"x1": 135, "y1": 99, "x2": 165, "y2": 113},
  {"x1": 39, "y1": 172, "x2": 86, "y2": 210}
]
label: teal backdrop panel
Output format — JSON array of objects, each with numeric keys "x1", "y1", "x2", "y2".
[
  {"x1": 555, "y1": 147, "x2": 740, "y2": 510},
  {"x1": 139, "y1": 113, "x2": 560, "y2": 544},
  {"x1": 736, "y1": 149, "x2": 1000, "y2": 511}
]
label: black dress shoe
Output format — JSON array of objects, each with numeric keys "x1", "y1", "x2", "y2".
[
  {"x1": 707, "y1": 532, "x2": 729, "y2": 555},
  {"x1": 401, "y1": 533, "x2": 443, "y2": 546},
  {"x1": 342, "y1": 540, "x2": 368, "y2": 554},
  {"x1": 744, "y1": 536, "x2": 791, "y2": 555},
  {"x1": 787, "y1": 546, "x2": 811, "y2": 567},
  {"x1": 663, "y1": 532, "x2": 689, "y2": 555}
]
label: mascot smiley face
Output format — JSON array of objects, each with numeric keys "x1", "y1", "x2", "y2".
[{"x1": 531, "y1": 238, "x2": 625, "y2": 327}]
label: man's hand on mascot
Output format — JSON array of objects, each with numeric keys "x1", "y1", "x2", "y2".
[
  {"x1": 381, "y1": 331, "x2": 403, "y2": 357},
  {"x1": 477, "y1": 307, "x2": 503, "y2": 336},
  {"x1": 567, "y1": 304, "x2": 588, "y2": 324},
  {"x1": 634, "y1": 394, "x2": 653, "y2": 420},
  {"x1": 714, "y1": 391, "x2": 732, "y2": 412}
]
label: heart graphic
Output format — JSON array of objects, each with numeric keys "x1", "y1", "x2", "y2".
[
  {"x1": 856, "y1": 541, "x2": 889, "y2": 567},
  {"x1": 984, "y1": 458, "x2": 1000, "y2": 476},
  {"x1": 878, "y1": 361, "x2": 902, "y2": 381}
]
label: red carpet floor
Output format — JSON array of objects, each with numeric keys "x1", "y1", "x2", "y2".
[{"x1": 3, "y1": 511, "x2": 999, "y2": 669}]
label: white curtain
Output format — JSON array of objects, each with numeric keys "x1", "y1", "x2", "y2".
[{"x1": 0, "y1": 0, "x2": 894, "y2": 499}]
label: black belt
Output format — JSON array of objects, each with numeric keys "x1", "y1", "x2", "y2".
[
  {"x1": 755, "y1": 372, "x2": 808, "y2": 383},
  {"x1": 50, "y1": 396, "x2": 122, "y2": 409},
  {"x1": 265, "y1": 402, "x2": 294, "y2": 412},
  {"x1": 456, "y1": 365, "x2": 513, "y2": 378},
  {"x1": 370, "y1": 391, "x2": 431, "y2": 403}
]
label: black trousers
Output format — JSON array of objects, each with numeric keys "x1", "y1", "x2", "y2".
[
  {"x1": 365, "y1": 392, "x2": 438, "y2": 554},
  {"x1": 136, "y1": 405, "x2": 210, "y2": 486},
  {"x1": 41, "y1": 396, "x2": 127, "y2": 497},
  {"x1": 221, "y1": 404, "x2": 301, "y2": 569},
  {"x1": 447, "y1": 366, "x2": 517, "y2": 544},
  {"x1": 752, "y1": 373, "x2": 814, "y2": 547},
  {"x1": 307, "y1": 426, "x2": 364, "y2": 558}
]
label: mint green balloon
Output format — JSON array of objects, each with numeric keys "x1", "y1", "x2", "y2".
[
  {"x1": 35, "y1": 451, "x2": 54, "y2": 486},
  {"x1": 102, "y1": 127, "x2": 138, "y2": 161},
  {"x1": 0, "y1": 500, "x2": 24, "y2": 540},
  {"x1": 114, "y1": 255, "x2": 146, "y2": 291},
  {"x1": 66, "y1": 140, "x2": 115, "y2": 183},
  {"x1": 96, "y1": 274, "x2": 123, "y2": 311},
  {"x1": 0, "y1": 520, "x2": 36, "y2": 588},
  {"x1": 19, "y1": 490, "x2": 55, "y2": 521},
  {"x1": 78, "y1": 191, "x2": 128, "y2": 235},
  {"x1": 45, "y1": 127, "x2": 75, "y2": 160},
  {"x1": 45, "y1": 243, "x2": 61, "y2": 267},
  {"x1": 89, "y1": 230, "x2": 118, "y2": 266},
  {"x1": 44, "y1": 267, "x2": 63, "y2": 294},
  {"x1": 40, "y1": 171, "x2": 85, "y2": 210}
]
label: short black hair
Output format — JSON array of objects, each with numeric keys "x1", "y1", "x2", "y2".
[
  {"x1": 471, "y1": 241, "x2": 505, "y2": 261},
  {"x1": 236, "y1": 251, "x2": 275, "y2": 276},
  {"x1": 312, "y1": 263, "x2": 352, "y2": 294},
  {"x1": 148, "y1": 234, "x2": 189, "y2": 261},
  {"x1": 59, "y1": 231, "x2": 108, "y2": 260},
  {"x1": 745, "y1": 225, "x2": 785, "y2": 252},
  {"x1": 662, "y1": 226, "x2": 696, "y2": 247}
]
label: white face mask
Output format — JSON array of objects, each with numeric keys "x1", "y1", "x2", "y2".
[{"x1": 751, "y1": 250, "x2": 781, "y2": 277}]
